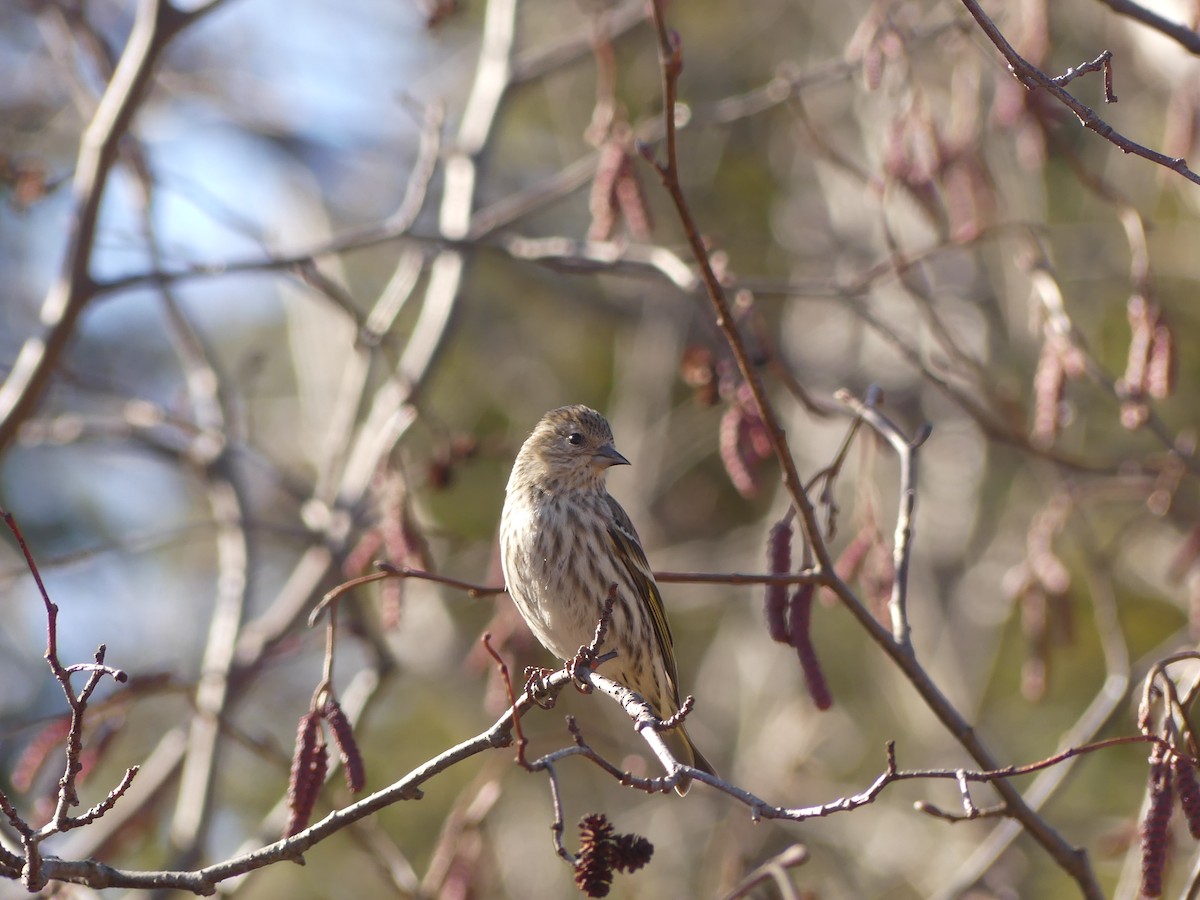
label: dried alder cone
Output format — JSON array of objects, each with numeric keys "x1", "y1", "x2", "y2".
[{"x1": 574, "y1": 813, "x2": 654, "y2": 898}]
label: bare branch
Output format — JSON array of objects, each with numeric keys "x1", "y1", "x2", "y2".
[
  {"x1": 1094, "y1": 0, "x2": 1200, "y2": 55},
  {"x1": 959, "y1": 0, "x2": 1200, "y2": 186},
  {"x1": 0, "y1": 0, "x2": 224, "y2": 452},
  {"x1": 835, "y1": 388, "x2": 930, "y2": 651}
]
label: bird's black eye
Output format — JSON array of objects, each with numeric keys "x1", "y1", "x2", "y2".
[{"x1": 567, "y1": 432, "x2": 584, "y2": 446}]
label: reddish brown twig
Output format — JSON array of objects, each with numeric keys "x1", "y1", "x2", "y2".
[
  {"x1": 960, "y1": 0, "x2": 1200, "y2": 187},
  {"x1": 482, "y1": 632, "x2": 529, "y2": 767},
  {"x1": 1, "y1": 508, "x2": 135, "y2": 890}
]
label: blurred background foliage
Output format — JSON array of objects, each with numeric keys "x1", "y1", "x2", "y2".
[{"x1": 1, "y1": 0, "x2": 1199, "y2": 897}]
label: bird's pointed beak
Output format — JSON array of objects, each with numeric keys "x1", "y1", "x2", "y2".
[{"x1": 594, "y1": 443, "x2": 630, "y2": 468}]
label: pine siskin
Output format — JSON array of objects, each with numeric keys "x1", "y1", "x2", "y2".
[{"x1": 500, "y1": 405, "x2": 715, "y2": 794}]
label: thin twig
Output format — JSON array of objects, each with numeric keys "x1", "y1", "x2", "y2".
[
  {"x1": 1094, "y1": 0, "x2": 1200, "y2": 56},
  {"x1": 720, "y1": 844, "x2": 808, "y2": 900},
  {"x1": 375, "y1": 562, "x2": 506, "y2": 597},
  {"x1": 835, "y1": 388, "x2": 930, "y2": 651},
  {"x1": 960, "y1": 0, "x2": 1200, "y2": 186}
]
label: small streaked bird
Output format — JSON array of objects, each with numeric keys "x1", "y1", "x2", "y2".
[{"x1": 499, "y1": 405, "x2": 715, "y2": 794}]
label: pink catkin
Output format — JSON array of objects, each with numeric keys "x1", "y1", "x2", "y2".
[
  {"x1": 1031, "y1": 338, "x2": 1065, "y2": 447},
  {"x1": 1172, "y1": 753, "x2": 1200, "y2": 840},
  {"x1": 588, "y1": 142, "x2": 624, "y2": 242},
  {"x1": 285, "y1": 711, "x2": 327, "y2": 838},
  {"x1": 836, "y1": 526, "x2": 875, "y2": 584},
  {"x1": 614, "y1": 155, "x2": 652, "y2": 239},
  {"x1": 1147, "y1": 323, "x2": 1176, "y2": 400},
  {"x1": 863, "y1": 538, "x2": 895, "y2": 618},
  {"x1": 11, "y1": 715, "x2": 71, "y2": 793},
  {"x1": 764, "y1": 520, "x2": 793, "y2": 642},
  {"x1": 788, "y1": 585, "x2": 832, "y2": 710},
  {"x1": 324, "y1": 699, "x2": 367, "y2": 793},
  {"x1": 1123, "y1": 294, "x2": 1153, "y2": 396},
  {"x1": 1140, "y1": 746, "x2": 1174, "y2": 898},
  {"x1": 719, "y1": 403, "x2": 758, "y2": 497},
  {"x1": 1026, "y1": 508, "x2": 1070, "y2": 596},
  {"x1": 1120, "y1": 294, "x2": 1155, "y2": 431}
]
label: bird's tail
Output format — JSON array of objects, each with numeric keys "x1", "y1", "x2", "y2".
[{"x1": 662, "y1": 725, "x2": 716, "y2": 796}]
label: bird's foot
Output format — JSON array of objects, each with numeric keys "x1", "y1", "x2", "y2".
[
  {"x1": 523, "y1": 666, "x2": 557, "y2": 708},
  {"x1": 567, "y1": 644, "x2": 600, "y2": 693}
]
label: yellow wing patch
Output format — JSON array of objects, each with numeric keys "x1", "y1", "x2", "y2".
[{"x1": 604, "y1": 496, "x2": 680, "y2": 707}]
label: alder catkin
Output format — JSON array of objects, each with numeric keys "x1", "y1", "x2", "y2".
[
  {"x1": 789, "y1": 584, "x2": 832, "y2": 710},
  {"x1": 1139, "y1": 745, "x2": 1174, "y2": 898},
  {"x1": 324, "y1": 698, "x2": 366, "y2": 793},
  {"x1": 1172, "y1": 752, "x2": 1200, "y2": 840},
  {"x1": 764, "y1": 519, "x2": 793, "y2": 643},
  {"x1": 285, "y1": 711, "x2": 327, "y2": 838}
]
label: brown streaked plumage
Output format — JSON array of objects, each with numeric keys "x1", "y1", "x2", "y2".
[{"x1": 499, "y1": 405, "x2": 715, "y2": 794}]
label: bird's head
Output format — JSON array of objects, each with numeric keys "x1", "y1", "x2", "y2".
[{"x1": 513, "y1": 405, "x2": 629, "y2": 491}]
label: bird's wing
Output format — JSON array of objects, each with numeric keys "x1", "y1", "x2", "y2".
[{"x1": 604, "y1": 494, "x2": 680, "y2": 705}]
